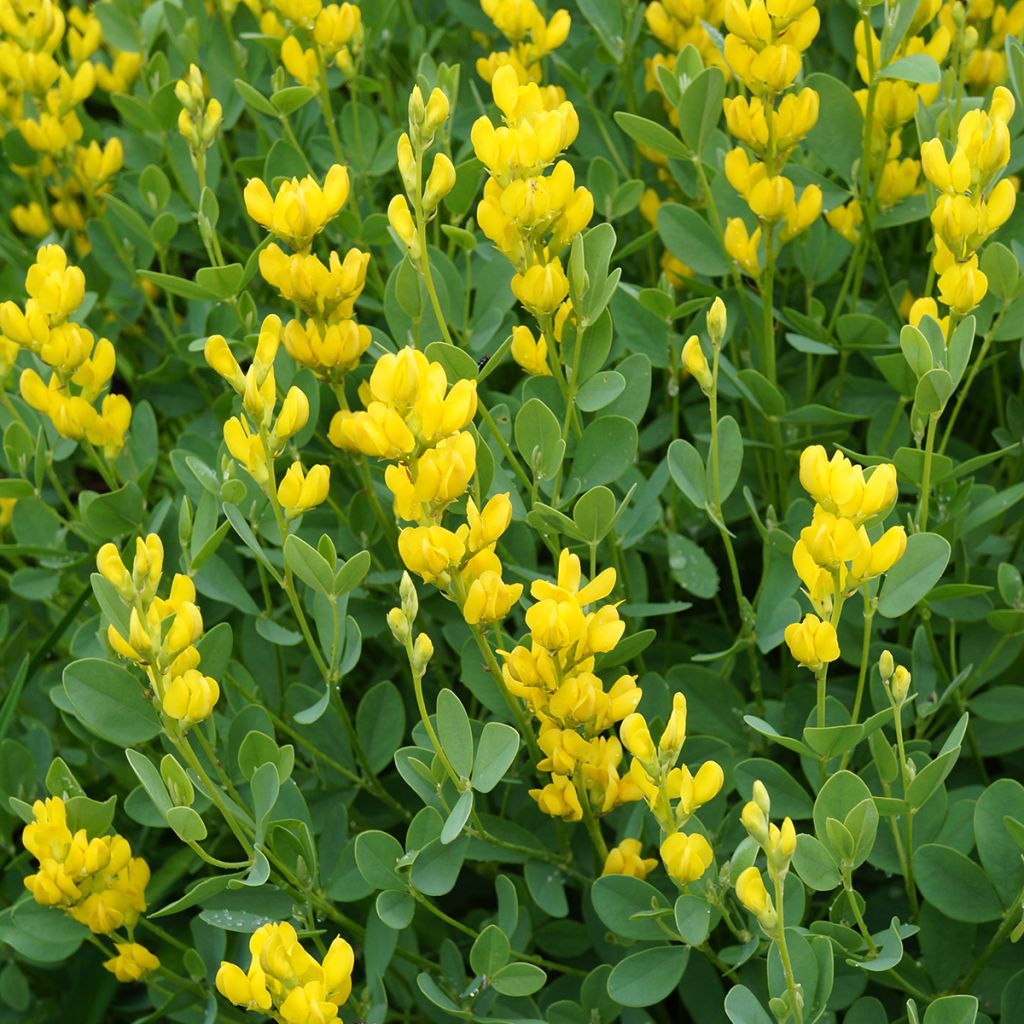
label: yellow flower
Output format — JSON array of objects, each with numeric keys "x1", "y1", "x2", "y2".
[
  {"x1": 277, "y1": 462, "x2": 331, "y2": 517},
  {"x1": 529, "y1": 773, "x2": 583, "y2": 821},
  {"x1": 735, "y1": 865, "x2": 776, "y2": 927},
  {"x1": 681, "y1": 335, "x2": 712, "y2": 392},
  {"x1": 510, "y1": 324, "x2": 550, "y2": 375},
  {"x1": 244, "y1": 165, "x2": 350, "y2": 251},
  {"x1": 602, "y1": 838, "x2": 658, "y2": 879},
  {"x1": 511, "y1": 258, "x2": 569, "y2": 315},
  {"x1": 397, "y1": 525, "x2": 466, "y2": 582},
  {"x1": 619, "y1": 713, "x2": 656, "y2": 762},
  {"x1": 660, "y1": 831, "x2": 714, "y2": 884},
  {"x1": 103, "y1": 942, "x2": 160, "y2": 983},
  {"x1": 784, "y1": 613, "x2": 840, "y2": 670}
]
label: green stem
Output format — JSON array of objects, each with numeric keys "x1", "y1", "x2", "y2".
[{"x1": 917, "y1": 413, "x2": 939, "y2": 532}]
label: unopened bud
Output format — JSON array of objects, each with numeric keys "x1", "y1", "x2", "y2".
[
  {"x1": 399, "y1": 571, "x2": 419, "y2": 623},
  {"x1": 387, "y1": 607, "x2": 410, "y2": 645},
  {"x1": 412, "y1": 632, "x2": 434, "y2": 675},
  {"x1": 408, "y1": 85, "x2": 425, "y2": 128},
  {"x1": 752, "y1": 779, "x2": 770, "y2": 816},
  {"x1": 891, "y1": 665, "x2": 911, "y2": 703},
  {"x1": 707, "y1": 297, "x2": 727, "y2": 346},
  {"x1": 878, "y1": 649, "x2": 894, "y2": 681}
]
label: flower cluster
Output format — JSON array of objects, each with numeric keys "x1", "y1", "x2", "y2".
[
  {"x1": 786, "y1": 445, "x2": 905, "y2": 668},
  {"x1": 275, "y1": 0, "x2": 363, "y2": 85},
  {"x1": 476, "y1": 0, "x2": 571, "y2": 89},
  {"x1": 472, "y1": 65, "x2": 592, "y2": 374},
  {"x1": 1, "y1": 245, "x2": 131, "y2": 457},
  {"x1": 245, "y1": 165, "x2": 372, "y2": 384},
  {"x1": 734, "y1": 781, "x2": 796, "y2": 934},
  {"x1": 500, "y1": 550, "x2": 642, "y2": 822},
  {"x1": 206, "y1": 315, "x2": 331, "y2": 518},
  {"x1": 22, "y1": 797, "x2": 153, "y2": 943},
  {"x1": 941, "y1": 0, "x2": 1024, "y2": 93},
  {"x1": 828, "y1": 2, "x2": 947, "y2": 240},
  {"x1": 387, "y1": 85, "x2": 456, "y2": 263},
  {"x1": 645, "y1": 0, "x2": 727, "y2": 111},
  {"x1": 332, "y1": 348, "x2": 523, "y2": 625},
  {"x1": 721, "y1": 0, "x2": 822, "y2": 274},
  {"x1": 1, "y1": 0, "x2": 135, "y2": 247},
  {"x1": 98, "y1": 532, "x2": 220, "y2": 728},
  {"x1": 620, "y1": 694, "x2": 724, "y2": 885},
  {"x1": 216, "y1": 921, "x2": 355, "y2": 1024},
  {"x1": 921, "y1": 86, "x2": 1016, "y2": 314},
  {"x1": 175, "y1": 64, "x2": 223, "y2": 164}
]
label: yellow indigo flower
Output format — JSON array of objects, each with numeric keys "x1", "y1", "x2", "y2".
[
  {"x1": 529, "y1": 772, "x2": 583, "y2": 821},
  {"x1": 216, "y1": 922, "x2": 354, "y2": 1023},
  {"x1": 936, "y1": 251, "x2": 988, "y2": 313},
  {"x1": 329, "y1": 348, "x2": 478, "y2": 458},
  {"x1": 162, "y1": 668, "x2": 220, "y2": 725},
  {"x1": 387, "y1": 194, "x2": 420, "y2": 258},
  {"x1": 461, "y1": 551, "x2": 524, "y2": 624},
  {"x1": 724, "y1": 217, "x2": 761, "y2": 276},
  {"x1": 735, "y1": 865, "x2": 776, "y2": 927},
  {"x1": 660, "y1": 692, "x2": 687, "y2": 760},
  {"x1": 244, "y1": 165, "x2": 350, "y2": 252},
  {"x1": 723, "y1": 89, "x2": 819, "y2": 159},
  {"x1": 11, "y1": 201, "x2": 49, "y2": 237},
  {"x1": 826, "y1": 199, "x2": 863, "y2": 245},
  {"x1": 660, "y1": 831, "x2": 714, "y2": 884},
  {"x1": 602, "y1": 838, "x2": 659, "y2": 879},
  {"x1": 890, "y1": 664, "x2": 912, "y2": 703},
  {"x1": 619, "y1": 713, "x2": 656, "y2": 763},
  {"x1": 22, "y1": 797, "x2": 151, "y2": 935},
  {"x1": 849, "y1": 525, "x2": 907, "y2": 583},
  {"x1": 75, "y1": 138, "x2": 124, "y2": 192},
  {"x1": 224, "y1": 415, "x2": 270, "y2": 484},
  {"x1": 423, "y1": 152, "x2": 457, "y2": 212},
  {"x1": 277, "y1": 462, "x2": 330, "y2": 517},
  {"x1": 645, "y1": 0, "x2": 726, "y2": 80},
  {"x1": 784, "y1": 613, "x2": 840, "y2": 670},
  {"x1": 798, "y1": 446, "x2": 898, "y2": 525},
  {"x1": 103, "y1": 942, "x2": 160, "y2": 984},
  {"x1": 510, "y1": 324, "x2": 550, "y2": 375},
  {"x1": 397, "y1": 525, "x2": 466, "y2": 583},
  {"x1": 25, "y1": 244, "x2": 84, "y2": 322},
  {"x1": 384, "y1": 431, "x2": 476, "y2": 522},
  {"x1": 280, "y1": 33, "x2": 319, "y2": 85},
  {"x1": 94, "y1": 51, "x2": 144, "y2": 93},
  {"x1": 259, "y1": 244, "x2": 370, "y2": 323},
  {"x1": 314, "y1": 2, "x2": 362, "y2": 58},
  {"x1": 511, "y1": 258, "x2": 569, "y2": 315},
  {"x1": 282, "y1": 317, "x2": 370, "y2": 380},
  {"x1": 471, "y1": 65, "x2": 580, "y2": 183},
  {"x1": 681, "y1": 335, "x2": 712, "y2": 393}
]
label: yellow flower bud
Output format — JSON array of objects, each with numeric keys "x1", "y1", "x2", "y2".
[
  {"x1": 707, "y1": 297, "x2": 727, "y2": 345},
  {"x1": 878, "y1": 649, "x2": 895, "y2": 681},
  {"x1": 736, "y1": 866, "x2": 776, "y2": 928},
  {"x1": 659, "y1": 693, "x2": 687, "y2": 759},
  {"x1": 387, "y1": 606, "x2": 411, "y2": 645},
  {"x1": 423, "y1": 152, "x2": 456, "y2": 213},
  {"x1": 891, "y1": 665, "x2": 911, "y2": 703},
  {"x1": 619, "y1": 713, "x2": 656, "y2": 762},
  {"x1": 204, "y1": 335, "x2": 244, "y2": 392},
  {"x1": 682, "y1": 335, "x2": 712, "y2": 393},
  {"x1": 388, "y1": 194, "x2": 420, "y2": 258},
  {"x1": 412, "y1": 632, "x2": 434, "y2": 675},
  {"x1": 510, "y1": 324, "x2": 549, "y2": 376}
]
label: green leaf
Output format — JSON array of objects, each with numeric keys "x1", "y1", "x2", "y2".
[
  {"x1": 677, "y1": 67, "x2": 725, "y2": 155},
  {"x1": 725, "y1": 985, "x2": 775, "y2": 1024},
  {"x1": 614, "y1": 111, "x2": 689, "y2": 161},
  {"x1": 470, "y1": 924, "x2": 511, "y2": 977},
  {"x1": 804, "y1": 74, "x2": 863, "y2": 182},
  {"x1": 63, "y1": 660, "x2": 161, "y2": 746},
  {"x1": 715, "y1": 415, "x2": 744, "y2": 502},
  {"x1": 607, "y1": 945, "x2": 688, "y2": 1007},
  {"x1": 575, "y1": 370, "x2": 626, "y2": 412},
  {"x1": 375, "y1": 890, "x2": 414, "y2": 930},
  {"x1": 793, "y1": 834, "x2": 841, "y2": 891},
  {"x1": 357, "y1": 682, "x2": 406, "y2": 774},
  {"x1": 668, "y1": 439, "x2": 707, "y2": 507},
  {"x1": 515, "y1": 398, "x2": 564, "y2": 481},
  {"x1": 591, "y1": 874, "x2": 673, "y2": 941},
  {"x1": 471, "y1": 722, "x2": 520, "y2": 794},
  {"x1": 195, "y1": 263, "x2": 245, "y2": 300},
  {"x1": 573, "y1": 486, "x2": 617, "y2": 544},
  {"x1": 668, "y1": 533, "x2": 720, "y2": 599},
  {"x1": 658, "y1": 204, "x2": 730, "y2": 277},
  {"x1": 234, "y1": 77, "x2": 278, "y2": 116},
  {"x1": 441, "y1": 790, "x2": 473, "y2": 844},
  {"x1": 880, "y1": 54, "x2": 941, "y2": 83},
  {"x1": 271, "y1": 86, "x2": 316, "y2": 114},
  {"x1": 674, "y1": 894, "x2": 712, "y2": 946},
  {"x1": 283, "y1": 535, "x2": 334, "y2": 596},
  {"x1": 138, "y1": 269, "x2": 216, "y2": 301},
  {"x1": 571, "y1": 416, "x2": 638, "y2": 489},
  {"x1": 915, "y1": 844, "x2": 1004, "y2": 922},
  {"x1": 923, "y1": 995, "x2": 978, "y2": 1024},
  {"x1": 354, "y1": 830, "x2": 404, "y2": 891},
  {"x1": 166, "y1": 805, "x2": 208, "y2": 842},
  {"x1": 974, "y1": 779, "x2": 1024, "y2": 906},
  {"x1": 491, "y1": 961, "x2": 547, "y2": 996},
  {"x1": 913, "y1": 368, "x2": 953, "y2": 417},
  {"x1": 410, "y1": 835, "x2": 467, "y2": 896},
  {"x1": 436, "y1": 689, "x2": 473, "y2": 778},
  {"x1": 877, "y1": 533, "x2": 951, "y2": 617}
]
